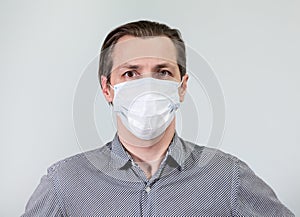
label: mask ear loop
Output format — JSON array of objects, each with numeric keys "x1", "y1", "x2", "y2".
[
  {"x1": 105, "y1": 83, "x2": 114, "y2": 106},
  {"x1": 109, "y1": 84, "x2": 114, "y2": 90},
  {"x1": 178, "y1": 80, "x2": 183, "y2": 88},
  {"x1": 178, "y1": 74, "x2": 187, "y2": 99}
]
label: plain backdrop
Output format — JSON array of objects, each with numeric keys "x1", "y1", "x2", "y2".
[{"x1": 0, "y1": 0, "x2": 299, "y2": 216}]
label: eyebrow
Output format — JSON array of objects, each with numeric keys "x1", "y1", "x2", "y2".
[
  {"x1": 119, "y1": 64, "x2": 140, "y2": 70},
  {"x1": 154, "y1": 63, "x2": 175, "y2": 70},
  {"x1": 118, "y1": 62, "x2": 175, "y2": 70}
]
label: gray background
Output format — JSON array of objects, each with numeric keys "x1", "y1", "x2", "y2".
[{"x1": 0, "y1": 0, "x2": 299, "y2": 216}]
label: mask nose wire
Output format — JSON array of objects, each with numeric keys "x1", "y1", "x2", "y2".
[{"x1": 109, "y1": 77, "x2": 183, "y2": 91}]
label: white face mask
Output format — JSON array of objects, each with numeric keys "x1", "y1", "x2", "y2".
[{"x1": 112, "y1": 77, "x2": 181, "y2": 140}]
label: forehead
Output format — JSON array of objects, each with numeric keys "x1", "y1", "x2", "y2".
[{"x1": 111, "y1": 35, "x2": 177, "y2": 70}]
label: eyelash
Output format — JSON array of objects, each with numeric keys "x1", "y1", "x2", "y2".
[
  {"x1": 122, "y1": 71, "x2": 139, "y2": 77},
  {"x1": 158, "y1": 70, "x2": 173, "y2": 76},
  {"x1": 121, "y1": 70, "x2": 173, "y2": 78}
]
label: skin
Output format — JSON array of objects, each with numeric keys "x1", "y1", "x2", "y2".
[{"x1": 101, "y1": 35, "x2": 189, "y2": 179}]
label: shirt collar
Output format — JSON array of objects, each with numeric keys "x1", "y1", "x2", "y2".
[
  {"x1": 167, "y1": 132, "x2": 186, "y2": 169},
  {"x1": 109, "y1": 132, "x2": 189, "y2": 170},
  {"x1": 109, "y1": 134, "x2": 131, "y2": 169}
]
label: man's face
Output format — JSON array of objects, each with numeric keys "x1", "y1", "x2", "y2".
[{"x1": 101, "y1": 35, "x2": 188, "y2": 103}]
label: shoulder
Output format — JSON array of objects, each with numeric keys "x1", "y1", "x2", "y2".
[
  {"x1": 46, "y1": 143, "x2": 112, "y2": 179},
  {"x1": 181, "y1": 138, "x2": 241, "y2": 169}
]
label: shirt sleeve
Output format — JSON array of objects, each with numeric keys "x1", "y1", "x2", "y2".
[
  {"x1": 232, "y1": 159, "x2": 295, "y2": 216},
  {"x1": 21, "y1": 166, "x2": 64, "y2": 217}
]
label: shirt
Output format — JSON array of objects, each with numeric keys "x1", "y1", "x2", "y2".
[{"x1": 22, "y1": 133, "x2": 294, "y2": 216}]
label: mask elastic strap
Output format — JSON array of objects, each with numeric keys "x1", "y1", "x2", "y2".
[
  {"x1": 178, "y1": 80, "x2": 183, "y2": 88},
  {"x1": 108, "y1": 84, "x2": 114, "y2": 90}
]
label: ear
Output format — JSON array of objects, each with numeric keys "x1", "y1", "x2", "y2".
[
  {"x1": 101, "y1": 75, "x2": 114, "y2": 103},
  {"x1": 179, "y1": 74, "x2": 189, "y2": 102}
]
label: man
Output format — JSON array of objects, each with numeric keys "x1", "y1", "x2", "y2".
[{"x1": 22, "y1": 20, "x2": 294, "y2": 216}]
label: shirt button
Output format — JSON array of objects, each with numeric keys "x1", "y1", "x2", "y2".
[{"x1": 145, "y1": 186, "x2": 151, "y2": 193}]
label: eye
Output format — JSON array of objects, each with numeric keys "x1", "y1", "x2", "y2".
[
  {"x1": 122, "y1": 71, "x2": 138, "y2": 78},
  {"x1": 158, "y1": 70, "x2": 173, "y2": 77}
]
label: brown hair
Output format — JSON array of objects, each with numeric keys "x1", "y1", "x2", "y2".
[{"x1": 98, "y1": 20, "x2": 186, "y2": 87}]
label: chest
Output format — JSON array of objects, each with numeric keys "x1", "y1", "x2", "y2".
[{"x1": 61, "y1": 171, "x2": 233, "y2": 216}]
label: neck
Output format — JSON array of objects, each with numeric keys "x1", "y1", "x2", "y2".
[{"x1": 117, "y1": 117, "x2": 176, "y2": 179}]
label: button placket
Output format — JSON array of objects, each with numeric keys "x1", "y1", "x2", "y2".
[{"x1": 141, "y1": 181, "x2": 155, "y2": 216}]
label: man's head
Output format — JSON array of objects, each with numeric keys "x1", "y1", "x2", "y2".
[
  {"x1": 98, "y1": 20, "x2": 188, "y2": 103},
  {"x1": 98, "y1": 20, "x2": 189, "y2": 145}
]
